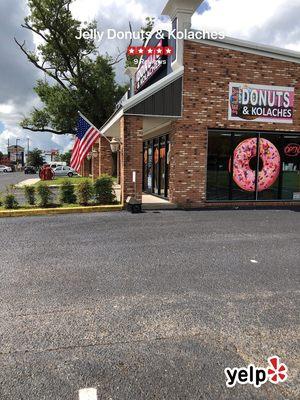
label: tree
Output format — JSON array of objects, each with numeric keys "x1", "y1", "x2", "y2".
[
  {"x1": 15, "y1": 0, "x2": 127, "y2": 135},
  {"x1": 126, "y1": 17, "x2": 155, "y2": 68},
  {"x1": 0, "y1": 151, "x2": 3, "y2": 160},
  {"x1": 27, "y1": 148, "x2": 44, "y2": 168},
  {"x1": 60, "y1": 150, "x2": 72, "y2": 165}
]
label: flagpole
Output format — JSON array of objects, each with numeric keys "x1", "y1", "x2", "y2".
[{"x1": 78, "y1": 111, "x2": 111, "y2": 144}]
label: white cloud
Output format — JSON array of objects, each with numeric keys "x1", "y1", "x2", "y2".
[
  {"x1": 192, "y1": 0, "x2": 300, "y2": 52},
  {"x1": 1, "y1": 0, "x2": 299, "y2": 155},
  {"x1": 70, "y1": 0, "x2": 158, "y2": 23},
  {"x1": 0, "y1": 104, "x2": 14, "y2": 115},
  {"x1": 193, "y1": 0, "x2": 287, "y2": 35},
  {"x1": 0, "y1": 100, "x2": 73, "y2": 154}
]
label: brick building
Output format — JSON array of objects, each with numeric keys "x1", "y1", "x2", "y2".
[{"x1": 92, "y1": 0, "x2": 300, "y2": 208}]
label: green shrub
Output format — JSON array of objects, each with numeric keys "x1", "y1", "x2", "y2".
[
  {"x1": 24, "y1": 185, "x2": 36, "y2": 205},
  {"x1": 94, "y1": 174, "x2": 116, "y2": 205},
  {"x1": 76, "y1": 179, "x2": 93, "y2": 206},
  {"x1": 59, "y1": 180, "x2": 76, "y2": 204},
  {"x1": 94, "y1": 174, "x2": 116, "y2": 204},
  {"x1": 3, "y1": 194, "x2": 18, "y2": 209},
  {"x1": 37, "y1": 183, "x2": 53, "y2": 207}
]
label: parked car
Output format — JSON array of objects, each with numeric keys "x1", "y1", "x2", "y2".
[
  {"x1": 0, "y1": 165, "x2": 12, "y2": 173},
  {"x1": 53, "y1": 166, "x2": 78, "y2": 177},
  {"x1": 48, "y1": 162, "x2": 66, "y2": 169},
  {"x1": 24, "y1": 165, "x2": 36, "y2": 174}
]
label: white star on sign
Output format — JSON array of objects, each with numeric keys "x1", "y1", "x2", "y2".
[
  {"x1": 147, "y1": 48, "x2": 153, "y2": 54},
  {"x1": 166, "y1": 48, "x2": 171, "y2": 54},
  {"x1": 129, "y1": 48, "x2": 135, "y2": 54},
  {"x1": 138, "y1": 48, "x2": 144, "y2": 54},
  {"x1": 156, "y1": 48, "x2": 162, "y2": 54}
]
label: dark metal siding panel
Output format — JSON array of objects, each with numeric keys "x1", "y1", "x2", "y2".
[{"x1": 126, "y1": 78, "x2": 182, "y2": 116}]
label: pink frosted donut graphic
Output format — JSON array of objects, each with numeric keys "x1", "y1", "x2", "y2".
[{"x1": 232, "y1": 138, "x2": 281, "y2": 192}]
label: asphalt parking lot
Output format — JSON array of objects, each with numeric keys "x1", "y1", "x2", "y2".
[
  {"x1": 0, "y1": 171, "x2": 38, "y2": 193},
  {"x1": 0, "y1": 209, "x2": 299, "y2": 399}
]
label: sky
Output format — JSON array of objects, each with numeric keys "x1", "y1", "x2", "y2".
[{"x1": 0, "y1": 0, "x2": 299, "y2": 154}]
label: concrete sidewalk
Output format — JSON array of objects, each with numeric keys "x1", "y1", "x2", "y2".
[{"x1": 15, "y1": 178, "x2": 40, "y2": 187}]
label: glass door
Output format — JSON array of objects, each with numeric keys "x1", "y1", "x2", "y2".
[
  {"x1": 153, "y1": 138, "x2": 159, "y2": 195},
  {"x1": 143, "y1": 134, "x2": 169, "y2": 198}
]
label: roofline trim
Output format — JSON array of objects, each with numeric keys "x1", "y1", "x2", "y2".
[
  {"x1": 100, "y1": 108, "x2": 123, "y2": 135},
  {"x1": 188, "y1": 33, "x2": 300, "y2": 64}
]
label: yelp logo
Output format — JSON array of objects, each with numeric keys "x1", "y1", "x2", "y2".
[{"x1": 225, "y1": 356, "x2": 288, "y2": 388}]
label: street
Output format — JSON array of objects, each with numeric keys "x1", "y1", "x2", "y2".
[{"x1": 0, "y1": 210, "x2": 299, "y2": 399}]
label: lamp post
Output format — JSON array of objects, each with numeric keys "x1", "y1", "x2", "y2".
[
  {"x1": 110, "y1": 138, "x2": 120, "y2": 184},
  {"x1": 87, "y1": 148, "x2": 99, "y2": 182}
]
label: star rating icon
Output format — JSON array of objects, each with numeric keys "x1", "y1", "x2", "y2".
[
  {"x1": 163, "y1": 46, "x2": 174, "y2": 56},
  {"x1": 146, "y1": 47, "x2": 154, "y2": 55},
  {"x1": 127, "y1": 45, "x2": 174, "y2": 58},
  {"x1": 127, "y1": 46, "x2": 136, "y2": 56}
]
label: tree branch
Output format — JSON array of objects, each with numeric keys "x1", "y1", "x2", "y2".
[
  {"x1": 108, "y1": 47, "x2": 125, "y2": 66},
  {"x1": 22, "y1": 126, "x2": 74, "y2": 135},
  {"x1": 14, "y1": 37, "x2": 71, "y2": 91},
  {"x1": 21, "y1": 22, "x2": 47, "y2": 42}
]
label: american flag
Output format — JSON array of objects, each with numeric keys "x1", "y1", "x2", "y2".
[{"x1": 70, "y1": 113, "x2": 101, "y2": 172}]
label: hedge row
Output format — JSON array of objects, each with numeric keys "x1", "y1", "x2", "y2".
[{"x1": 0, "y1": 175, "x2": 116, "y2": 209}]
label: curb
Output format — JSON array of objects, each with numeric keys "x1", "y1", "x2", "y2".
[{"x1": 0, "y1": 204, "x2": 123, "y2": 218}]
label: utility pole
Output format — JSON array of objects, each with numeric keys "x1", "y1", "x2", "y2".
[{"x1": 15, "y1": 138, "x2": 20, "y2": 170}]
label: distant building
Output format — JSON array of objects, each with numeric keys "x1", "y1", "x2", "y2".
[
  {"x1": 42, "y1": 150, "x2": 60, "y2": 164},
  {"x1": 8, "y1": 145, "x2": 25, "y2": 167}
]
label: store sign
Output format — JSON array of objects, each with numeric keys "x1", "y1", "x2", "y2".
[
  {"x1": 229, "y1": 83, "x2": 294, "y2": 124},
  {"x1": 284, "y1": 143, "x2": 300, "y2": 157},
  {"x1": 135, "y1": 40, "x2": 164, "y2": 93}
]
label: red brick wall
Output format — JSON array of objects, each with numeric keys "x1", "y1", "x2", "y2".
[
  {"x1": 91, "y1": 137, "x2": 113, "y2": 179},
  {"x1": 120, "y1": 116, "x2": 143, "y2": 203},
  {"x1": 92, "y1": 139, "x2": 100, "y2": 179},
  {"x1": 80, "y1": 158, "x2": 91, "y2": 177},
  {"x1": 169, "y1": 40, "x2": 300, "y2": 207},
  {"x1": 99, "y1": 136, "x2": 113, "y2": 176}
]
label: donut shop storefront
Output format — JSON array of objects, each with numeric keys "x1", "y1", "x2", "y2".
[
  {"x1": 96, "y1": 0, "x2": 300, "y2": 208},
  {"x1": 207, "y1": 83, "x2": 300, "y2": 203},
  {"x1": 206, "y1": 129, "x2": 300, "y2": 203}
]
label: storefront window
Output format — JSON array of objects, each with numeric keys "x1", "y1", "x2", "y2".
[
  {"x1": 282, "y1": 137, "x2": 300, "y2": 200},
  {"x1": 206, "y1": 130, "x2": 300, "y2": 202},
  {"x1": 206, "y1": 132, "x2": 232, "y2": 201}
]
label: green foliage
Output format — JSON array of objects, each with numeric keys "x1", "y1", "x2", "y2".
[
  {"x1": 142, "y1": 17, "x2": 155, "y2": 42},
  {"x1": 59, "y1": 150, "x2": 72, "y2": 165},
  {"x1": 3, "y1": 194, "x2": 19, "y2": 209},
  {"x1": 27, "y1": 148, "x2": 44, "y2": 168},
  {"x1": 126, "y1": 16, "x2": 155, "y2": 68},
  {"x1": 36, "y1": 183, "x2": 53, "y2": 207},
  {"x1": 76, "y1": 179, "x2": 93, "y2": 206},
  {"x1": 24, "y1": 186, "x2": 36, "y2": 205},
  {"x1": 59, "y1": 180, "x2": 76, "y2": 204},
  {"x1": 94, "y1": 174, "x2": 116, "y2": 205},
  {"x1": 16, "y1": 0, "x2": 127, "y2": 135}
]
